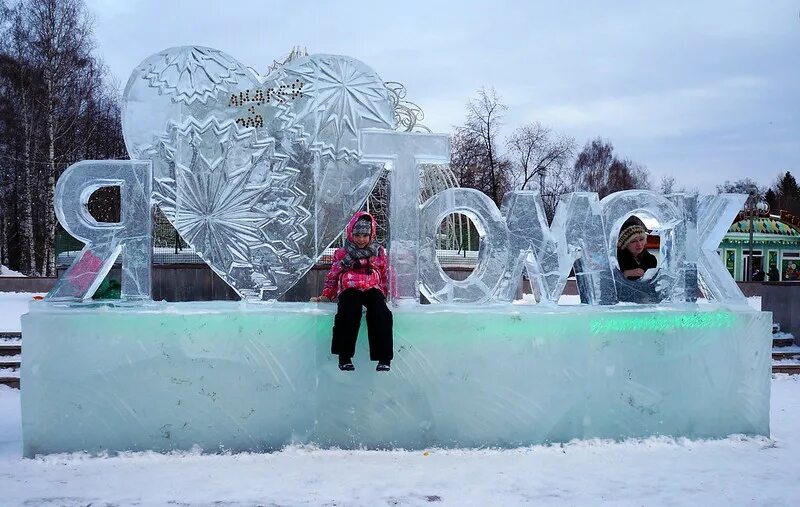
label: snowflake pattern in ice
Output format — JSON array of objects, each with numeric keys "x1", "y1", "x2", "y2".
[
  {"x1": 123, "y1": 47, "x2": 393, "y2": 300},
  {"x1": 271, "y1": 55, "x2": 396, "y2": 160},
  {"x1": 140, "y1": 47, "x2": 246, "y2": 105}
]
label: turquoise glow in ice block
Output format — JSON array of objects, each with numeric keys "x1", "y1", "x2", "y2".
[{"x1": 21, "y1": 302, "x2": 771, "y2": 456}]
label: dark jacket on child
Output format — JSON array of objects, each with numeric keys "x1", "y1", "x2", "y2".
[{"x1": 617, "y1": 248, "x2": 658, "y2": 280}]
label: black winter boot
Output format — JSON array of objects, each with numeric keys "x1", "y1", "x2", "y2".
[{"x1": 338, "y1": 356, "x2": 355, "y2": 371}]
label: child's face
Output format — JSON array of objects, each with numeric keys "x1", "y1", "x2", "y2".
[
  {"x1": 353, "y1": 233, "x2": 370, "y2": 248},
  {"x1": 626, "y1": 236, "x2": 646, "y2": 256}
]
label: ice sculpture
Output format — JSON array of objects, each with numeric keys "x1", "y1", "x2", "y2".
[
  {"x1": 122, "y1": 47, "x2": 394, "y2": 300},
  {"x1": 419, "y1": 188, "x2": 510, "y2": 303},
  {"x1": 21, "y1": 301, "x2": 771, "y2": 456},
  {"x1": 27, "y1": 45, "x2": 770, "y2": 457},
  {"x1": 418, "y1": 189, "x2": 619, "y2": 305},
  {"x1": 666, "y1": 193, "x2": 699, "y2": 303},
  {"x1": 697, "y1": 194, "x2": 748, "y2": 302},
  {"x1": 47, "y1": 160, "x2": 152, "y2": 301},
  {"x1": 601, "y1": 190, "x2": 683, "y2": 304},
  {"x1": 500, "y1": 191, "x2": 617, "y2": 305},
  {"x1": 359, "y1": 130, "x2": 450, "y2": 303}
]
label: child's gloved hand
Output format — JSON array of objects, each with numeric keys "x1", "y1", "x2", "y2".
[{"x1": 309, "y1": 296, "x2": 331, "y2": 303}]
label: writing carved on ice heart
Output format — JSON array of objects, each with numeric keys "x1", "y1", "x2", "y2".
[{"x1": 121, "y1": 46, "x2": 394, "y2": 300}]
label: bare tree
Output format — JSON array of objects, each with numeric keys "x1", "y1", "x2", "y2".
[
  {"x1": 0, "y1": 9, "x2": 40, "y2": 273},
  {"x1": 24, "y1": 0, "x2": 96, "y2": 274},
  {"x1": 506, "y1": 122, "x2": 575, "y2": 195},
  {"x1": 658, "y1": 175, "x2": 676, "y2": 194},
  {"x1": 572, "y1": 137, "x2": 650, "y2": 198},
  {"x1": 0, "y1": 0, "x2": 123, "y2": 276},
  {"x1": 716, "y1": 178, "x2": 766, "y2": 200},
  {"x1": 452, "y1": 87, "x2": 511, "y2": 205}
]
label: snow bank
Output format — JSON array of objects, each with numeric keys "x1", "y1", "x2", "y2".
[
  {"x1": 0, "y1": 292, "x2": 41, "y2": 332},
  {"x1": 0, "y1": 265, "x2": 24, "y2": 277},
  {"x1": 1, "y1": 377, "x2": 799, "y2": 505}
]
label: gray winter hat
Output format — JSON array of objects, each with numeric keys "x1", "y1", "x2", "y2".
[{"x1": 352, "y1": 218, "x2": 372, "y2": 236}]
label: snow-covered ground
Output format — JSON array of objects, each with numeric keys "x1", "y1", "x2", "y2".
[
  {"x1": 0, "y1": 292, "x2": 41, "y2": 332},
  {"x1": 1, "y1": 378, "x2": 798, "y2": 505},
  {"x1": 2, "y1": 293, "x2": 799, "y2": 504},
  {"x1": 0, "y1": 265, "x2": 25, "y2": 277}
]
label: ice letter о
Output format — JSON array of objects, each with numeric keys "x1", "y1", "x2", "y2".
[
  {"x1": 601, "y1": 190, "x2": 685, "y2": 303},
  {"x1": 359, "y1": 130, "x2": 451, "y2": 304},
  {"x1": 47, "y1": 160, "x2": 153, "y2": 301},
  {"x1": 419, "y1": 188, "x2": 509, "y2": 303}
]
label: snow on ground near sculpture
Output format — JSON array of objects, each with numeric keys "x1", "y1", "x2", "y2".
[
  {"x1": 0, "y1": 292, "x2": 797, "y2": 504},
  {"x1": 0, "y1": 265, "x2": 24, "y2": 277},
  {"x1": 0, "y1": 293, "x2": 42, "y2": 332},
  {"x1": 1, "y1": 378, "x2": 798, "y2": 505}
]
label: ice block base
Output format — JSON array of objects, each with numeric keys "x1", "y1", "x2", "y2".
[{"x1": 21, "y1": 301, "x2": 771, "y2": 456}]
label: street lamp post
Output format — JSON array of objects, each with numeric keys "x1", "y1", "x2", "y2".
[{"x1": 745, "y1": 193, "x2": 769, "y2": 282}]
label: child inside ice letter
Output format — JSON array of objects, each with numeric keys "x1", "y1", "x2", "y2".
[
  {"x1": 616, "y1": 216, "x2": 657, "y2": 280},
  {"x1": 310, "y1": 212, "x2": 393, "y2": 372}
]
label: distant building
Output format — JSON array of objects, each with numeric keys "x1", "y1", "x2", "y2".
[{"x1": 719, "y1": 211, "x2": 800, "y2": 281}]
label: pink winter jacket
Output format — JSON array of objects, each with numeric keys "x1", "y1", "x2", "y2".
[{"x1": 321, "y1": 212, "x2": 389, "y2": 301}]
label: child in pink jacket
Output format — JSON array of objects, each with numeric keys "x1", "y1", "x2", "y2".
[{"x1": 311, "y1": 212, "x2": 393, "y2": 372}]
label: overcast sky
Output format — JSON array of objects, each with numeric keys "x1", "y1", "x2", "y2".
[{"x1": 86, "y1": 0, "x2": 800, "y2": 193}]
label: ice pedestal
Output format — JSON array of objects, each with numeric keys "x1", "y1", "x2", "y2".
[{"x1": 21, "y1": 302, "x2": 771, "y2": 456}]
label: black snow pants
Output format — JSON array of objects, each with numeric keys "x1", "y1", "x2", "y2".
[{"x1": 331, "y1": 288, "x2": 393, "y2": 362}]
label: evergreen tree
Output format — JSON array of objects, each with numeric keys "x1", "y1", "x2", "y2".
[{"x1": 773, "y1": 171, "x2": 800, "y2": 216}]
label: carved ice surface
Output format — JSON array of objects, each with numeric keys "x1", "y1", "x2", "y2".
[
  {"x1": 666, "y1": 193, "x2": 699, "y2": 303},
  {"x1": 500, "y1": 191, "x2": 618, "y2": 305},
  {"x1": 601, "y1": 190, "x2": 684, "y2": 304},
  {"x1": 360, "y1": 130, "x2": 451, "y2": 303},
  {"x1": 21, "y1": 301, "x2": 772, "y2": 455},
  {"x1": 697, "y1": 194, "x2": 748, "y2": 303},
  {"x1": 122, "y1": 47, "x2": 394, "y2": 300},
  {"x1": 47, "y1": 161, "x2": 153, "y2": 301},
  {"x1": 419, "y1": 188, "x2": 509, "y2": 304},
  {"x1": 418, "y1": 190, "x2": 617, "y2": 305}
]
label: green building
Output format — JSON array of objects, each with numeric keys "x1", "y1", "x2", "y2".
[{"x1": 719, "y1": 211, "x2": 800, "y2": 281}]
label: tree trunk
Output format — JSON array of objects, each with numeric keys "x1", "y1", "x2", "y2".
[
  {"x1": 19, "y1": 99, "x2": 37, "y2": 275},
  {"x1": 44, "y1": 78, "x2": 57, "y2": 276},
  {"x1": 0, "y1": 215, "x2": 6, "y2": 269}
]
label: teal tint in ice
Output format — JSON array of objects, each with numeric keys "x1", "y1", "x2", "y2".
[
  {"x1": 697, "y1": 194, "x2": 748, "y2": 303},
  {"x1": 359, "y1": 130, "x2": 451, "y2": 303},
  {"x1": 47, "y1": 160, "x2": 153, "y2": 301},
  {"x1": 122, "y1": 47, "x2": 394, "y2": 300},
  {"x1": 419, "y1": 188, "x2": 509, "y2": 303},
  {"x1": 21, "y1": 301, "x2": 771, "y2": 456}
]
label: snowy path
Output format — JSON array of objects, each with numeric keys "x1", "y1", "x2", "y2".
[{"x1": 1, "y1": 377, "x2": 799, "y2": 506}]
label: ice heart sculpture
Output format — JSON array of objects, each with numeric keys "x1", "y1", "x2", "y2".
[{"x1": 121, "y1": 46, "x2": 394, "y2": 300}]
